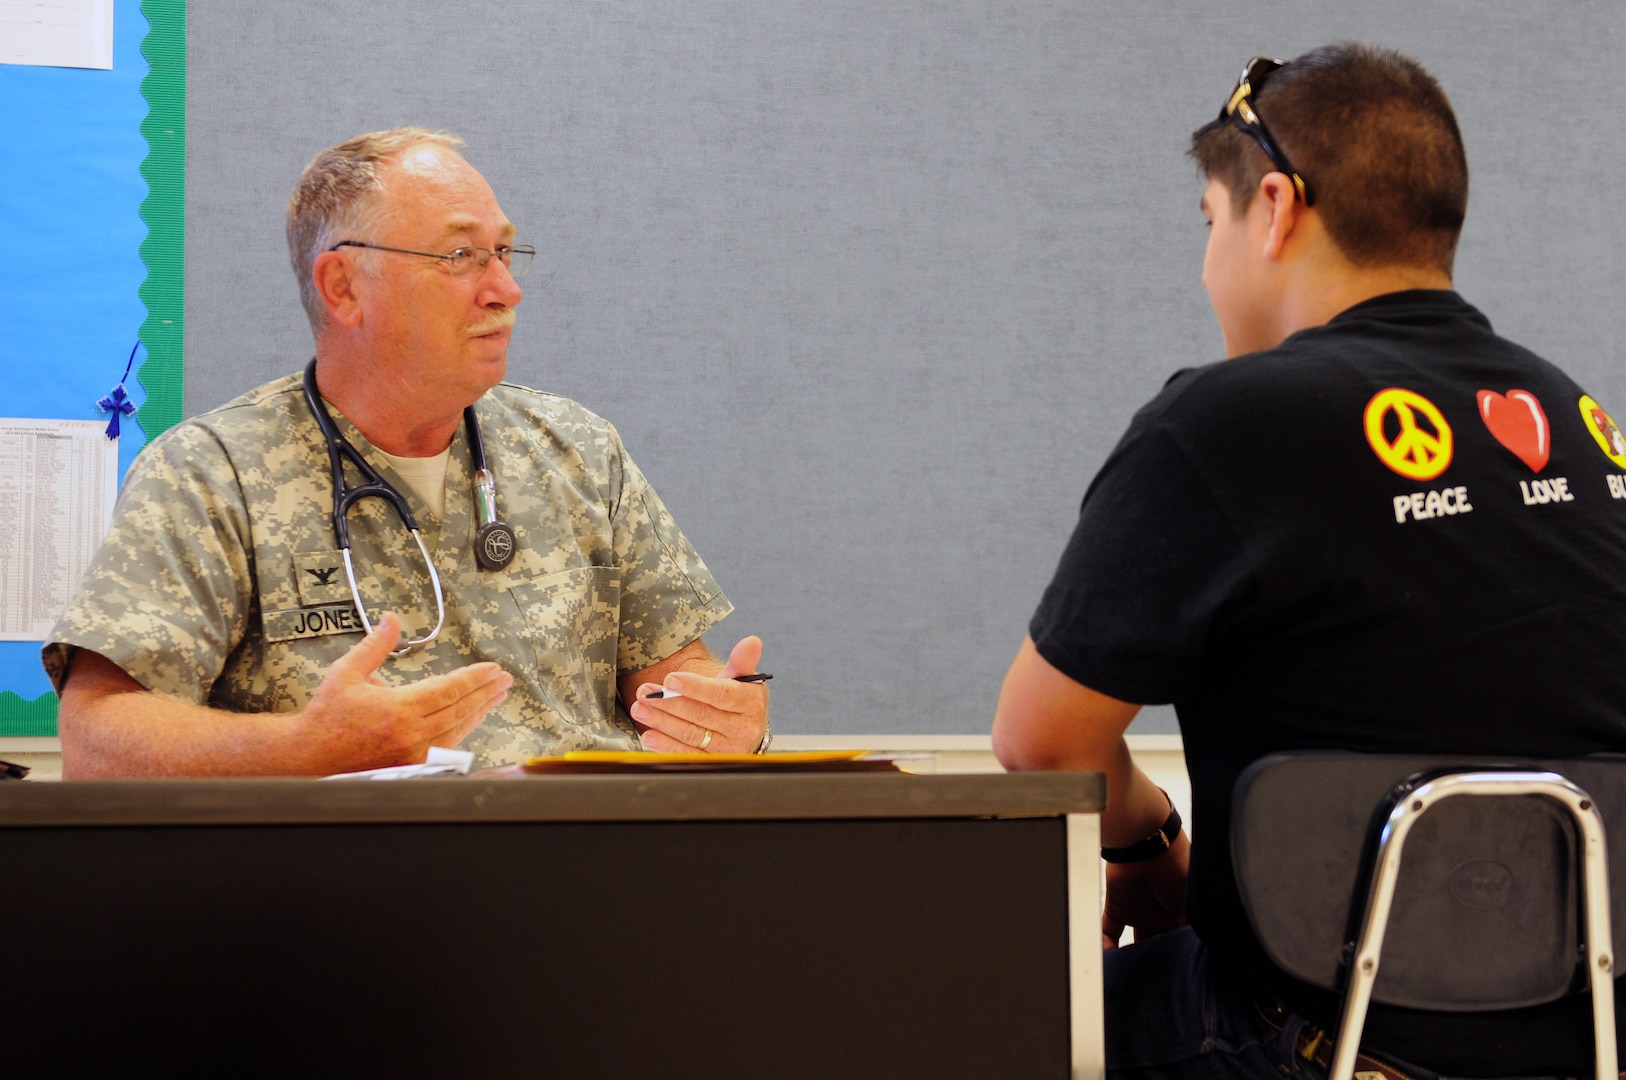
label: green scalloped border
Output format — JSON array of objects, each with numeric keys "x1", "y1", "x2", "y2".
[
  {"x1": 137, "y1": 0, "x2": 186, "y2": 438},
  {"x1": 0, "y1": 692, "x2": 59, "y2": 737},
  {"x1": 1, "y1": 2, "x2": 186, "y2": 741}
]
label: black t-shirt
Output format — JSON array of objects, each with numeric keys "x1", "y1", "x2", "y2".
[{"x1": 1031, "y1": 290, "x2": 1626, "y2": 1074}]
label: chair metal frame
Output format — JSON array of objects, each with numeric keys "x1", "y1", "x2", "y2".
[{"x1": 1327, "y1": 770, "x2": 1617, "y2": 1080}]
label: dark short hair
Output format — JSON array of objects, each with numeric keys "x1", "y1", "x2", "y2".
[{"x1": 1189, "y1": 43, "x2": 1469, "y2": 274}]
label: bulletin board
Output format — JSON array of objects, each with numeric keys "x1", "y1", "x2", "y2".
[{"x1": 0, "y1": 0, "x2": 184, "y2": 735}]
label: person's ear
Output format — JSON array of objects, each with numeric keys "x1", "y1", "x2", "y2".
[
  {"x1": 1255, "y1": 172, "x2": 1304, "y2": 261},
  {"x1": 312, "y1": 250, "x2": 365, "y2": 328}
]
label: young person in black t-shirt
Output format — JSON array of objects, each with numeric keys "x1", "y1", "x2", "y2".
[{"x1": 992, "y1": 43, "x2": 1626, "y2": 1078}]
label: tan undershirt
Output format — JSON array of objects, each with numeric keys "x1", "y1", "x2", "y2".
[{"x1": 374, "y1": 444, "x2": 452, "y2": 521}]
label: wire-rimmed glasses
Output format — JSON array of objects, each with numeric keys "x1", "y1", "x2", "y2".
[{"x1": 329, "y1": 240, "x2": 536, "y2": 278}]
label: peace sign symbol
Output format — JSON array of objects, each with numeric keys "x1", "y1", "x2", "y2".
[{"x1": 1364, "y1": 388, "x2": 1454, "y2": 480}]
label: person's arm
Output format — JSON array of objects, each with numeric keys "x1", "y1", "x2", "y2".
[
  {"x1": 993, "y1": 635, "x2": 1189, "y2": 947},
  {"x1": 622, "y1": 635, "x2": 769, "y2": 754},
  {"x1": 59, "y1": 613, "x2": 513, "y2": 778}
]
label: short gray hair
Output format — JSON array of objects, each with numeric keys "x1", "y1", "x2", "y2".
[{"x1": 285, "y1": 127, "x2": 467, "y2": 333}]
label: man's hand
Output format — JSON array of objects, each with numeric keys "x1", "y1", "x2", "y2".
[
  {"x1": 1102, "y1": 830, "x2": 1191, "y2": 949},
  {"x1": 628, "y1": 636, "x2": 769, "y2": 754},
  {"x1": 58, "y1": 612, "x2": 513, "y2": 778},
  {"x1": 297, "y1": 612, "x2": 513, "y2": 770}
]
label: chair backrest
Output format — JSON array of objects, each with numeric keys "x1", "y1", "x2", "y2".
[{"x1": 1231, "y1": 750, "x2": 1626, "y2": 1011}]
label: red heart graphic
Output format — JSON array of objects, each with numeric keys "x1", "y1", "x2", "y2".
[{"x1": 1477, "y1": 389, "x2": 1550, "y2": 473}]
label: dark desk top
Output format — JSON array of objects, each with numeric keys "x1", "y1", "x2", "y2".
[{"x1": 0, "y1": 771, "x2": 1104, "y2": 827}]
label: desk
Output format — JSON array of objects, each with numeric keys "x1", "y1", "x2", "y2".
[{"x1": 0, "y1": 772, "x2": 1104, "y2": 1079}]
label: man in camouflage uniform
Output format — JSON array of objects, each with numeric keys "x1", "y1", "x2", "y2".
[{"x1": 44, "y1": 128, "x2": 769, "y2": 776}]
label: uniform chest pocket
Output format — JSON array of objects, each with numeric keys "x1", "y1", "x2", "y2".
[{"x1": 509, "y1": 566, "x2": 622, "y2": 723}]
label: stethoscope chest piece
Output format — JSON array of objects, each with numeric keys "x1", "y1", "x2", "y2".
[
  {"x1": 475, "y1": 517, "x2": 516, "y2": 571},
  {"x1": 468, "y1": 414, "x2": 516, "y2": 572}
]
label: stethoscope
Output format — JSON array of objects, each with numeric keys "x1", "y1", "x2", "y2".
[{"x1": 301, "y1": 360, "x2": 517, "y2": 655}]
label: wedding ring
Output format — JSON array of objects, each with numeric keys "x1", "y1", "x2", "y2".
[{"x1": 699, "y1": 728, "x2": 714, "y2": 751}]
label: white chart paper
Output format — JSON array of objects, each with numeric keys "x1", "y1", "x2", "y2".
[
  {"x1": 0, "y1": 419, "x2": 119, "y2": 641},
  {"x1": 0, "y1": 0, "x2": 113, "y2": 70}
]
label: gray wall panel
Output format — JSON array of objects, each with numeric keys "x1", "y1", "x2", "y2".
[{"x1": 186, "y1": 2, "x2": 1626, "y2": 736}]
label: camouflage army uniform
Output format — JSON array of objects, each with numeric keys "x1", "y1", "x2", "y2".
[{"x1": 43, "y1": 373, "x2": 733, "y2": 767}]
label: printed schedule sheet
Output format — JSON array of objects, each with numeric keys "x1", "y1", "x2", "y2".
[{"x1": 0, "y1": 418, "x2": 118, "y2": 641}]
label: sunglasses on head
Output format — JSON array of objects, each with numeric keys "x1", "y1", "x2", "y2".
[{"x1": 1219, "y1": 56, "x2": 1316, "y2": 206}]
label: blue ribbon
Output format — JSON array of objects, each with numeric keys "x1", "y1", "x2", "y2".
[{"x1": 98, "y1": 342, "x2": 140, "y2": 440}]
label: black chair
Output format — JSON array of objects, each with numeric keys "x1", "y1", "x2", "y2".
[{"x1": 1231, "y1": 751, "x2": 1621, "y2": 1080}]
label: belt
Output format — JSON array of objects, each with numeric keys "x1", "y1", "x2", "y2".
[{"x1": 1255, "y1": 997, "x2": 1419, "y2": 1080}]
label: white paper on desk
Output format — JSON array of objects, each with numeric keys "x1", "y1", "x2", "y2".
[
  {"x1": 0, "y1": 418, "x2": 118, "y2": 641},
  {"x1": 321, "y1": 746, "x2": 476, "y2": 781},
  {"x1": 0, "y1": 0, "x2": 113, "y2": 70}
]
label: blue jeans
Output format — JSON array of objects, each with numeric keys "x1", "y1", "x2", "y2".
[{"x1": 1103, "y1": 927, "x2": 1457, "y2": 1080}]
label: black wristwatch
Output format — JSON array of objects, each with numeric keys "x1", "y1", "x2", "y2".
[{"x1": 1100, "y1": 796, "x2": 1182, "y2": 864}]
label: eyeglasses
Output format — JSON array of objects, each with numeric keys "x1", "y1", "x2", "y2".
[
  {"x1": 1219, "y1": 57, "x2": 1316, "y2": 206},
  {"x1": 329, "y1": 240, "x2": 536, "y2": 278}
]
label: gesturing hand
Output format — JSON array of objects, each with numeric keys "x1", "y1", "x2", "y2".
[
  {"x1": 630, "y1": 636, "x2": 770, "y2": 754},
  {"x1": 298, "y1": 612, "x2": 513, "y2": 772}
]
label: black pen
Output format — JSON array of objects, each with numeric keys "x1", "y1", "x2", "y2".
[{"x1": 644, "y1": 673, "x2": 773, "y2": 700}]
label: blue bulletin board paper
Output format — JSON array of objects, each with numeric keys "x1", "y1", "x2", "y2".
[{"x1": 0, "y1": 0, "x2": 181, "y2": 734}]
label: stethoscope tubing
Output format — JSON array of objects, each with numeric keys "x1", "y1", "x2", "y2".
[{"x1": 302, "y1": 360, "x2": 448, "y2": 655}]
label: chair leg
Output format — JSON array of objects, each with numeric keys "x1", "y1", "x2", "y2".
[
  {"x1": 1325, "y1": 771, "x2": 1616, "y2": 1080},
  {"x1": 1576, "y1": 788, "x2": 1619, "y2": 1080}
]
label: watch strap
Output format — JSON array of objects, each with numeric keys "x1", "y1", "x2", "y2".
[{"x1": 1100, "y1": 796, "x2": 1182, "y2": 863}]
